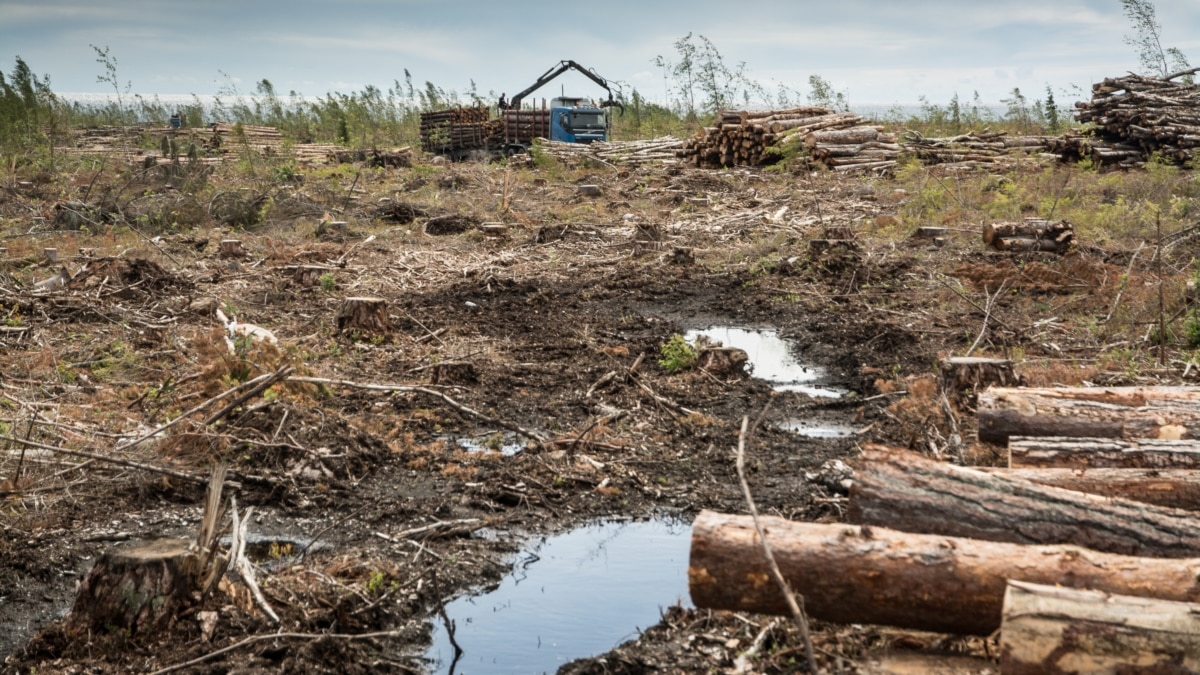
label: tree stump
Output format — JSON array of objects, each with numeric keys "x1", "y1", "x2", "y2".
[
  {"x1": 43, "y1": 247, "x2": 58, "y2": 264},
  {"x1": 697, "y1": 347, "x2": 749, "y2": 377},
  {"x1": 67, "y1": 539, "x2": 198, "y2": 635},
  {"x1": 808, "y1": 239, "x2": 855, "y2": 254},
  {"x1": 336, "y1": 296, "x2": 391, "y2": 335},
  {"x1": 292, "y1": 265, "x2": 328, "y2": 288},
  {"x1": 218, "y1": 239, "x2": 247, "y2": 259},
  {"x1": 941, "y1": 356, "x2": 1019, "y2": 403},
  {"x1": 670, "y1": 246, "x2": 695, "y2": 265},
  {"x1": 429, "y1": 361, "x2": 477, "y2": 386}
]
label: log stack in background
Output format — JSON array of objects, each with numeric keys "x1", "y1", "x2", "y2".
[
  {"x1": 678, "y1": 107, "x2": 867, "y2": 168},
  {"x1": 1068, "y1": 68, "x2": 1200, "y2": 168},
  {"x1": 902, "y1": 130, "x2": 1055, "y2": 172}
]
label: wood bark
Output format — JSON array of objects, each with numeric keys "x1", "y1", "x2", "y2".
[
  {"x1": 1000, "y1": 580, "x2": 1200, "y2": 674},
  {"x1": 335, "y1": 296, "x2": 391, "y2": 334},
  {"x1": 848, "y1": 446, "x2": 1200, "y2": 558},
  {"x1": 977, "y1": 385, "x2": 1200, "y2": 446},
  {"x1": 67, "y1": 539, "x2": 198, "y2": 635},
  {"x1": 688, "y1": 510, "x2": 1200, "y2": 636},
  {"x1": 1009, "y1": 436, "x2": 1200, "y2": 469},
  {"x1": 982, "y1": 218, "x2": 1073, "y2": 253},
  {"x1": 986, "y1": 467, "x2": 1200, "y2": 511}
]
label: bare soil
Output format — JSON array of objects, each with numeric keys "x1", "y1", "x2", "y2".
[{"x1": 0, "y1": 155, "x2": 1177, "y2": 673}]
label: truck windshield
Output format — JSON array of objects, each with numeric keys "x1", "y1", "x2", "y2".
[{"x1": 570, "y1": 112, "x2": 606, "y2": 130}]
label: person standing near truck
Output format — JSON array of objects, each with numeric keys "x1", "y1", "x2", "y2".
[{"x1": 497, "y1": 93, "x2": 508, "y2": 111}]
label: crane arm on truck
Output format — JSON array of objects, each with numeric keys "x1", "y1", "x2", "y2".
[{"x1": 508, "y1": 60, "x2": 624, "y2": 115}]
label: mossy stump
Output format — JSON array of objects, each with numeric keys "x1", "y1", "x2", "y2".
[{"x1": 67, "y1": 538, "x2": 198, "y2": 636}]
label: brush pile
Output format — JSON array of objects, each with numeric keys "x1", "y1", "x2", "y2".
[
  {"x1": 1065, "y1": 68, "x2": 1200, "y2": 168},
  {"x1": 538, "y1": 136, "x2": 683, "y2": 166}
]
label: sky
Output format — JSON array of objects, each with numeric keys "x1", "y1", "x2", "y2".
[{"x1": 1, "y1": 0, "x2": 1198, "y2": 110}]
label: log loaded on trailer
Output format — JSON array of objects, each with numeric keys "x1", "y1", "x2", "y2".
[{"x1": 419, "y1": 60, "x2": 624, "y2": 160}]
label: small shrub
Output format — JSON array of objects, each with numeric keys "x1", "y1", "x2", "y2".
[{"x1": 658, "y1": 334, "x2": 697, "y2": 374}]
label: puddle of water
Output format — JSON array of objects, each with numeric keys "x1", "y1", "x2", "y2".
[
  {"x1": 684, "y1": 327, "x2": 845, "y2": 398},
  {"x1": 456, "y1": 437, "x2": 524, "y2": 457},
  {"x1": 780, "y1": 419, "x2": 856, "y2": 438},
  {"x1": 426, "y1": 519, "x2": 692, "y2": 675},
  {"x1": 218, "y1": 534, "x2": 322, "y2": 568}
]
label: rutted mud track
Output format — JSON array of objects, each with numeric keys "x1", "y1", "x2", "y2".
[{"x1": 0, "y1": 158, "x2": 1146, "y2": 672}]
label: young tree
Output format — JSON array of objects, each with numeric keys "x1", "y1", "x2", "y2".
[{"x1": 1121, "y1": 0, "x2": 1190, "y2": 78}]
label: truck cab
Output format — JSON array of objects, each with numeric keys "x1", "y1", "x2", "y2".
[{"x1": 549, "y1": 96, "x2": 607, "y2": 144}]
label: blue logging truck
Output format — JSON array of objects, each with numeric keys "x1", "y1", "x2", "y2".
[{"x1": 419, "y1": 60, "x2": 623, "y2": 160}]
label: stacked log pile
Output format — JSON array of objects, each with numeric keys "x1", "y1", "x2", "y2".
[
  {"x1": 678, "y1": 107, "x2": 866, "y2": 168},
  {"x1": 538, "y1": 136, "x2": 683, "y2": 166},
  {"x1": 691, "y1": 384, "x2": 1200, "y2": 669},
  {"x1": 58, "y1": 124, "x2": 350, "y2": 166},
  {"x1": 902, "y1": 130, "x2": 1055, "y2": 172},
  {"x1": 1072, "y1": 68, "x2": 1200, "y2": 167},
  {"x1": 805, "y1": 125, "x2": 900, "y2": 173},
  {"x1": 503, "y1": 109, "x2": 551, "y2": 144},
  {"x1": 419, "y1": 107, "x2": 501, "y2": 152}
]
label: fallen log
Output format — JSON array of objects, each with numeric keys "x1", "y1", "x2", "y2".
[
  {"x1": 848, "y1": 446, "x2": 1200, "y2": 557},
  {"x1": 982, "y1": 218, "x2": 1073, "y2": 253},
  {"x1": 977, "y1": 385, "x2": 1200, "y2": 445},
  {"x1": 1000, "y1": 580, "x2": 1200, "y2": 673},
  {"x1": 1009, "y1": 436, "x2": 1200, "y2": 469},
  {"x1": 986, "y1": 466, "x2": 1200, "y2": 510},
  {"x1": 688, "y1": 510, "x2": 1200, "y2": 636}
]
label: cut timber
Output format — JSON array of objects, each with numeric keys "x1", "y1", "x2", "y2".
[
  {"x1": 982, "y1": 218, "x2": 1073, "y2": 253},
  {"x1": 1000, "y1": 580, "x2": 1200, "y2": 674},
  {"x1": 336, "y1": 296, "x2": 391, "y2": 335},
  {"x1": 1009, "y1": 436, "x2": 1200, "y2": 469},
  {"x1": 988, "y1": 467, "x2": 1200, "y2": 511},
  {"x1": 848, "y1": 446, "x2": 1200, "y2": 558},
  {"x1": 688, "y1": 510, "x2": 1200, "y2": 636},
  {"x1": 218, "y1": 239, "x2": 248, "y2": 259},
  {"x1": 941, "y1": 357, "x2": 1019, "y2": 400},
  {"x1": 977, "y1": 385, "x2": 1200, "y2": 445},
  {"x1": 67, "y1": 538, "x2": 198, "y2": 635}
]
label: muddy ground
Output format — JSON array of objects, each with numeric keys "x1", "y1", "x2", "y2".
[{"x1": 0, "y1": 152, "x2": 1181, "y2": 673}]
